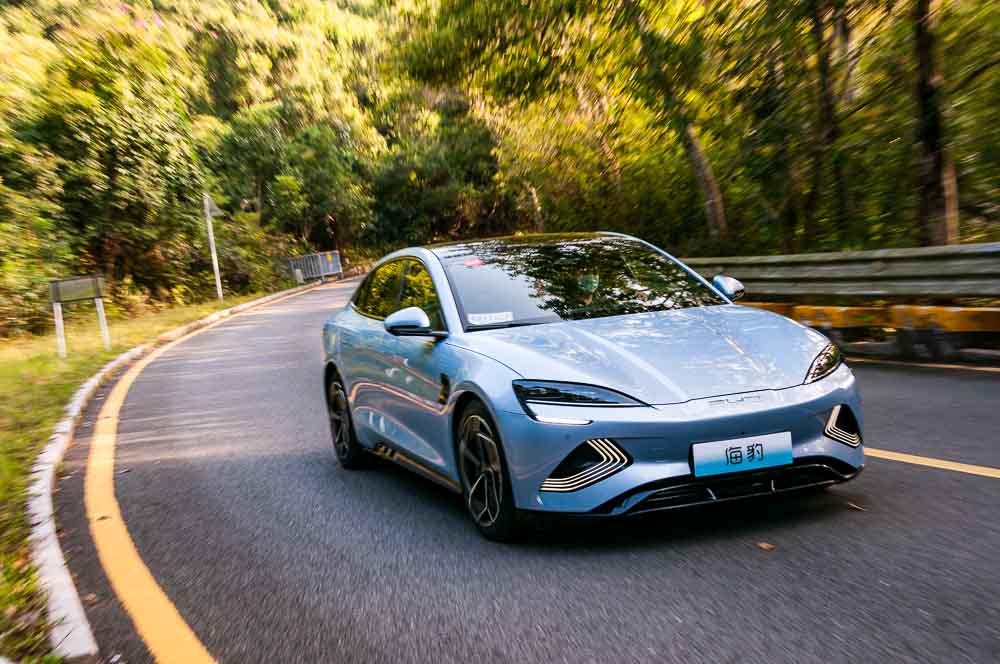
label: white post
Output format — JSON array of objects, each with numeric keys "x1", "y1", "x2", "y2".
[
  {"x1": 53, "y1": 302, "x2": 66, "y2": 359},
  {"x1": 204, "y1": 193, "x2": 224, "y2": 301},
  {"x1": 94, "y1": 297, "x2": 111, "y2": 350}
]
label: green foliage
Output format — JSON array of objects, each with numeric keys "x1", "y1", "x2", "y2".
[
  {"x1": 370, "y1": 92, "x2": 515, "y2": 245},
  {"x1": 284, "y1": 123, "x2": 374, "y2": 246},
  {"x1": 0, "y1": 0, "x2": 386, "y2": 336},
  {"x1": 405, "y1": 0, "x2": 1000, "y2": 254},
  {"x1": 216, "y1": 102, "x2": 288, "y2": 218},
  {"x1": 2, "y1": 0, "x2": 1000, "y2": 343}
]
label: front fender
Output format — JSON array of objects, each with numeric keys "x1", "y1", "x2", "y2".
[{"x1": 442, "y1": 344, "x2": 524, "y2": 479}]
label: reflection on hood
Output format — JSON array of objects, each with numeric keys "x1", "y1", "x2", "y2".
[{"x1": 454, "y1": 305, "x2": 829, "y2": 405}]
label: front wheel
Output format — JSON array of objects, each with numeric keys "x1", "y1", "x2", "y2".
[
  {"x1": 457, "y1": 402, "x2": 522, "y2": 541},
  {"x1": 327, "y1": 376, "x2": 368, "y2": 469}
]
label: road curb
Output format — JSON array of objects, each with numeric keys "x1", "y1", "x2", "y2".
[{"x1": 26, "y1": 280, "x2": 325, "y2": 661}]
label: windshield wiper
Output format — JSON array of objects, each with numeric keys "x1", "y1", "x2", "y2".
[{"x1": 467, "y1": 317, "x2": 557, "y2": 331}]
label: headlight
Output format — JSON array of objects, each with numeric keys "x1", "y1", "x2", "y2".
[
  {"x1": 512, "y1": 380, "x2": 645, "y2": 417},
  {"x1": 804, "y1": 343, "x2": 843, "y2": 384}
]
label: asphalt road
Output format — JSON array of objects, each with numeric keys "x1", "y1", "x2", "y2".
[{"x1": 57, "y1": 281, "x2": 1000, "y2": 664}]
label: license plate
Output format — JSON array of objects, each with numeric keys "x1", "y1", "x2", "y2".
[{"x1": 692, "y1": 431, "x2": 793, "y2": 478}]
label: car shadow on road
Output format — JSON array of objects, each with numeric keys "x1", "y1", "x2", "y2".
[
  {"x1": 329, "y1": 454, "x2": 869, "y2": 554},
  {"x1": 521, "y1": 488, "x2": 866, "y2": 553}
]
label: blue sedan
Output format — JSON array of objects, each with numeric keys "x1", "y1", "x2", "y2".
[{"x1": 322, "y1": 233, "x2": 864, "y2": 540}]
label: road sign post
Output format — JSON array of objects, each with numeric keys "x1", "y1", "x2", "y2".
[
  {"x1": 94, "y1": 296, "x2": 111, "y2": 350},
  {"x1": 53, "y1": 302, "x2": 66, "y2": 358},
  {"x1": 203, "y1": 193, "x2": 224, "y2": 301},
  {"x1": 49, "y1": 276, "x2": 108, "y2": 358}
]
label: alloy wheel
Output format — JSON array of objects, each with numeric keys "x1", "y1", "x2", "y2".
[
  {"x1": 328, "y1": 382, "x2": 351, "y2": 460},
  {"x1": 458, "y1": 414, "x2": 504, "y2": 528}
]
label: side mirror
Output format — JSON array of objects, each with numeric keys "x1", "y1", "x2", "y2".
[
  {"x1": 384, "y1": 306, "x2": 447, "y2": 338},
  {"x1": 712, "y1": 275, "x2": 745, "y2": 301}
]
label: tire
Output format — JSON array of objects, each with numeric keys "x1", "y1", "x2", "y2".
[
  {"x1": 456, "y1": 401, "x2": 522, "y2": 541},
  {"x1": 327, "y1": 374, "x2": 368, "y2": 469}
]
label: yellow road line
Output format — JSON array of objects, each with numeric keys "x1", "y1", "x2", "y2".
[
  {"x1": 84, "y1": 287, "x2": 322, "y2": 663},
  {"x1": 849, "y1": 357, "x2": 1000, "y2": 373},
  {"x1": 866, "y1": 447, "x2": 1000, "y2": 479},
  {"x1": 87, "y1": 339, "x2": 217, "y2": 663}
]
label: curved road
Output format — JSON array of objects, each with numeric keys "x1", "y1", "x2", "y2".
[{"x1": 57, "y1": 282, "x2": 1000, "y2": 663}]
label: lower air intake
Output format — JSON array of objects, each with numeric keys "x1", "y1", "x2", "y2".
[
  {"x1": 540, "y1": 438, "x2": 630, "y2": 492},
  {"x1": 825, "y1": 405, "x2": 862, "y2": 447}
]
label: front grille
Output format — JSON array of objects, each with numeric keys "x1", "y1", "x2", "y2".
[
  {"x1": 540, "y1": 438, "x2": 630, "y2": 492},
  {"x1": 593, "y1": 458, "x2": 860, "y2": 515},
  {"x1": 825, "y1": 405, "x2": 861, "y2": 447}
]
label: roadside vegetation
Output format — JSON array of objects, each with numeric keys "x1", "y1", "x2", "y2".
[{"x1": 1, "y1": 0, "x2": 998, "y2": 659}]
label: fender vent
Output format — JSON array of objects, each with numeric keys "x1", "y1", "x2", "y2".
[
  {"x1": 825, "y1": 405, "x2": 861, "y2": 447},
  {"x1": 540, "y1": 438, "x2": 630, "y2": 492}
]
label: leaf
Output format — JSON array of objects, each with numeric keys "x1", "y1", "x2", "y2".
[{"x1": 756, "y1": 541, "x2": 776, "y2": 551}]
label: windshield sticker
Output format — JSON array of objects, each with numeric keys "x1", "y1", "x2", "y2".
[
  {"x1": 463, "y1": 257, "x2": 485, "y2": 268},
  {"x1": 468, "y1": 311, "x2": 514, "y2": 326}
]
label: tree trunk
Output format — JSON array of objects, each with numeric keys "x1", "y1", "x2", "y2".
[
  {"x1": 527, "y1": 184, "x2": 544, "y2": 232},
  {"x1": 679, "y1": 122, "x2": 728, "y2": 241},
  {"x1": 943, "y1": 155, "x2": 959, "y2": 240},
  {"x1": 914, "y1": 0, "x2": 957, "y2": 245},
  {"x1": 835, "y1": 0, "x2": 856, "y2": 104},
  {"x1": 810, "y1": 1, "x2": 849, "y2": 241},
  {"x1": 779, "y1": 134, "x2": 800, "y2": 254},
  {"x1": 619, "y1": 0, "x2": 728, "y2": 241}
]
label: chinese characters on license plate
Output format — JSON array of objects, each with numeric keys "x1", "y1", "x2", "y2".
[
  {"x1": 726, "y1": 441, "x2": 764, "y2": 466},
  {"x1": 691, "y1": 431, "x2": 793, "y2": 478}
]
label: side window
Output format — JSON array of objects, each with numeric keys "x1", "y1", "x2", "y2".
[
  {"x1": 355, "y1": 261, "x2": 404, "y2": 319},
  {"x1": 400, "y1": 260, "x2": 445, "y2": 331},
  {"x1": 352, "y1": 273, "x2": 375, "y2": 312}
]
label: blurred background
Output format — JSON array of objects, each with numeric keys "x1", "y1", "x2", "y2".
[{"x1": 1, "y1": 0, "x2": 997, "y2": 331}]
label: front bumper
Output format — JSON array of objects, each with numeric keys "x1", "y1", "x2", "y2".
[
  {"x1": 594, "y1": 457, "x2": 861, "y2": 517},
  {"x1": 496, "y1": 364, "x2": 864, "y2": 514}
]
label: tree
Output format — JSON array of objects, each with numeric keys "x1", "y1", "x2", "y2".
[
  {"x1": 217, "y1": 103, "x2": 288, "y2": 220},
  {"x1": 913, "y1": 0, "x2": 957, "y2": 245},
  {"x1": 284, "y1": 123, "x2": 374, "y2": 247},
  {"x1": 405, "y1": 0, "x2": 731, "y2": 242},
  {"x1": 617, "y1": 0, "x2": 728, "y2": 240}
]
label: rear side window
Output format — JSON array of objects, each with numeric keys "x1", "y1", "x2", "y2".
[
  {"x1": 354, "y1": 260, "x2": 404, "y2": 319},
  {"x1": 400, "y1": 259, "x2": 445, "y2": 331}
]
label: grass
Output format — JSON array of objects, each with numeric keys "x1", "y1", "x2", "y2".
[{"x1": 0, "y1": 292, "x2": 268, "y2": 662}]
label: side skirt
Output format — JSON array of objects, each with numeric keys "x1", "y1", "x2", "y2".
[{"x1": 369, "y1": 442, "x2": 462, "y2": 494}]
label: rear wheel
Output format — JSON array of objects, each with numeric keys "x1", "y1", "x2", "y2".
[
  {"x1": 457, "y1": 402, "x2": 521, "y2": 541},
  {"x1": 327, "y1": 376, "x2": 367, "y2": 469}
]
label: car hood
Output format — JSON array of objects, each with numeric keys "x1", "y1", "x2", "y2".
[{"x1": 453, "y1": 305, "x2": 830, "y2": 405}]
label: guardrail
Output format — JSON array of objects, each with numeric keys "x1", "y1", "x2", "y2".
[
  {"x1": 683, "y1": 243, "x2": 1000, "y2": 362},
  {"x1": 288, "y1": 251, "x2": 342, "y2": 282},
  {"x1": 683, "y1": 242, "x2": 1000, "y2": 298}
]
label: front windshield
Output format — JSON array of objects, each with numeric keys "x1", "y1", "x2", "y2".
[{"x1": 439, "y1": 236, "x2": 726, "y2": 330}]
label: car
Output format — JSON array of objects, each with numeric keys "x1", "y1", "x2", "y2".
[{"x1": 321, "y1": 232, "x2": 864, "y2": 540}]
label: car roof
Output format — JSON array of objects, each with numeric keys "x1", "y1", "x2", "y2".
[{"x1": 425, "y1": 232, "x2": 625, "y2": 259}]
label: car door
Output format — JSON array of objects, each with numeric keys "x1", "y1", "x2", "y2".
[
  {"x1": 380, "y1": 258, "x2": 459, "y2": 472},
  {"x1": 339, "y1": 259, "x2": 405, "y2": 448}
]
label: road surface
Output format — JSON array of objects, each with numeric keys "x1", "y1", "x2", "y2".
[{"x1": 57, "y1": 281, "x2": 1000, "y2": 663}]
